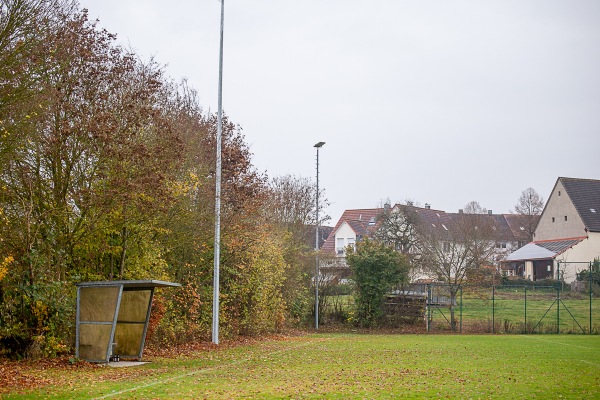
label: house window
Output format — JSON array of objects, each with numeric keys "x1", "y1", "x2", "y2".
[
  {"x1": 336, "y1": 238, "x2": 345, "y2": 255},
  {"x1": 347, "y1": 237, "x2": 355, "y2": 252},
  {"x1": 558, "y1": 191, "x2": 561, "y2": 196},
  {"x1": 443, "y1": 242, "x2": 450, "y2": 252},
  {"x1": 564, "y1": 216, "x2": 568, "y2": 221},
  {"x1": 552, "y1": 217, "x2": 555, "y2": 223}
]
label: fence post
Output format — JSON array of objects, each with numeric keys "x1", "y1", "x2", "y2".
[
  {"x1": 556, "y1": 286, "x2": 560, "y2": 334},
  {"x1": 427, "y1": 284, "x2": 431, "y2": 333},
  {"x1": 459, "y1": 287, "x2": 462, "y2": 333},
  {"x1": 524, "y1": 286, "x2": 527, "y2": 334},
  {"x1": 590, "y1": 262, "x2": 593, "y2": 334},
  {"x1": 492, "y1": 285, "x2": 495, "y2": 334}
]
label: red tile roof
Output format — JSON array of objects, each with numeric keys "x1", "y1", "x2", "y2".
[{"x1": 321, "y1": 208, "x2": 382, "y2": 254}]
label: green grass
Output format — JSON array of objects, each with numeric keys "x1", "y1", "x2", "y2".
[{"x1": 5, "y1": 333, "x2": 600, "y2": 399}]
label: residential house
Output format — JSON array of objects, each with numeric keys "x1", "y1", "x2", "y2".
[
  {"x1": 321, "y1": 208, "x2": 382, "y2": 256},
  {"x1": 322, "y1": 203, "x2": 531, "y2": 281},
  {"x1": 505, "y1": 177, "x2": 600, "y2": 283}
]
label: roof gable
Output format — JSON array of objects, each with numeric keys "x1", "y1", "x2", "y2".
[
  {"x1": 321, "y1": 208, "x2": 382, "y2": 254},
  {"x1": 560, "y1": 177, "x2": 600, "y2": 232}
]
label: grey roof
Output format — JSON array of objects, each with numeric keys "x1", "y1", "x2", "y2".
[
  {"x1": 505, "y1": 238, "x2": 585, "y2": 261},
  {"x1": 561, "y1": 177, "x2": 600, "y2": 232},
  {"x1": 76, "y1": 280, "x2": 181, "y2": 288},
  {"x1": 505, "y1": 243, "x2": 555, "y2": 261},
  {"x1": 536, "y1": 238, "x2": 584, "y2": 253}
]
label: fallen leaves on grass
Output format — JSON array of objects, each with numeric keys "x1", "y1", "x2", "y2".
[
  {"x1": 0, "y1": 357, "x2": 94, "y2": 394},
  {"x1": 0, "y1": 332, "x2": 306, "y2": 395}
]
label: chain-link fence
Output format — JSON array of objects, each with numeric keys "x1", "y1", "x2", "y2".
[
  {"x1": 318, "y1": 262, "x2": 599, "y2": 334},
  {"x1": 423, "y1": 280, "x2": 599, "y2": 334}
]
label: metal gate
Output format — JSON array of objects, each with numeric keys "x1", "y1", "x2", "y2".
[{"x1": 426, "y1": 284, "x2": 462, "y2": 332}]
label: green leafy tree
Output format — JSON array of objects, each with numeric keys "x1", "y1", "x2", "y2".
[
  {"x1": 346, "y1": 238, "x2": 409, "y2": 327},
  {"x1": 576, "y1": 258, "x2": 600, "y2": 286}
]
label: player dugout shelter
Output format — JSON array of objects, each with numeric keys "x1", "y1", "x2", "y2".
[{"x1": 75, "y1": 280, "x2": 180, "y2": 363}]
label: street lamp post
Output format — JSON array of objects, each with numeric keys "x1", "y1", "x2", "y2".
[
  {"x1": 314, "y1": 141, "x2": 325, "y2": 330},
  {"x1": 212, "y1": 0, "x2": 225, "y2": 345}
]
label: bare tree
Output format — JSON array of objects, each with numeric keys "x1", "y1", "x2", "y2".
[
  {"x1": 269, "y1": 175, "x2": 319, "y2": 226},
  {"x1": 514, "y1": 187, "x2": 544, "y2": 242},
  {"x1": 266, "y1": 174, "x2": 331, "y2": 321},
  {"x1": 419, "y1": 213, "x2": 497, "y2": 329},
  {"x1": 463, "y1": 200, "x2": 487, "y2": 214}
]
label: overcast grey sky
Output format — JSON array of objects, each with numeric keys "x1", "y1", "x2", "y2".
[{"x1": 84, "y1": 0, "x2": 600, "y2": 223}]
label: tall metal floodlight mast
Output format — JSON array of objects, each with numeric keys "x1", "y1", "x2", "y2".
[
  {"x1": 212, "y1": 0, "x2": 225, "y2": 345},
  {"x1": 314, "y1": 142, "x2": 325, "y2": 330}
]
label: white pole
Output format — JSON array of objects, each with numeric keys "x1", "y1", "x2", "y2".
[{"x1": 212, "y1": 0, "x2": 225, "y2": 345}]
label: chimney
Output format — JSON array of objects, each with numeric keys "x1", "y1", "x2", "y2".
[
  {"x1": 425, "y1": 203, "x2": 431, "y2": 209},
  {"x1": 459, "y1": 209, "x2": 463, "y2": 214},
  {"x1": 488, "y1": 210, "x2": 492, "y2": 215},
  {"x1": 384, "y1": 202, "x2": 390, "y2": 212}
]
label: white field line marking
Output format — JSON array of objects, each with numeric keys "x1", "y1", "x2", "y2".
[
  {"x1": 580, "y1": 359, "x2": 600, "y2": 368},
  {"x1": 93, "y1": 338, "x2": 329, "y2": 400},
  {"x1": 523, "y1": 335, "x2": 598, "y2": 350},
  {"x1": 523, "y1": 336, "x2": 600, "y2": 368}
]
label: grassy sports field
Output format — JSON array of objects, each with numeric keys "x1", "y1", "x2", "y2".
[{"x1": 2, "y1": 333, "x2": 599, "y2": 399}]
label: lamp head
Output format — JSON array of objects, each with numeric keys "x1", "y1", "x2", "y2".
[{"x1": 314, "y1": 141, "x2": 325, "y2": 148}]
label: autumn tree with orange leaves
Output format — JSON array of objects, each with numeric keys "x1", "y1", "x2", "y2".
[{"x1": 0, "y1": 1, "x2": 301, "y2": 357}]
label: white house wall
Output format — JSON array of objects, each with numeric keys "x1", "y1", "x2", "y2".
[
  {"x1": 536, "y1": 180, "x2": 587, "y2": 241},
  {"x1": 555, "y1": 233, "x2": 600, "y2": 283},
  {"x1": 334, "y1": 222, "x2": 357, "y2": 255}
]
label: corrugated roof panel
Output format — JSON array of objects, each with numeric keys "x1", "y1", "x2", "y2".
[{"x1": 535, "y1": 238, "x2": 584, "y2": 254}]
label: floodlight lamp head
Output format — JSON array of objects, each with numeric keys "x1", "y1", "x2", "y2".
[{"x1": 314, "y1": 142, "x2": 325, "y2": 148}]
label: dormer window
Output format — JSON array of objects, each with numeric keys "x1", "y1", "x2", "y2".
[{"x1": 368, "y1": 217, "x2": 376, "y2": 226}]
